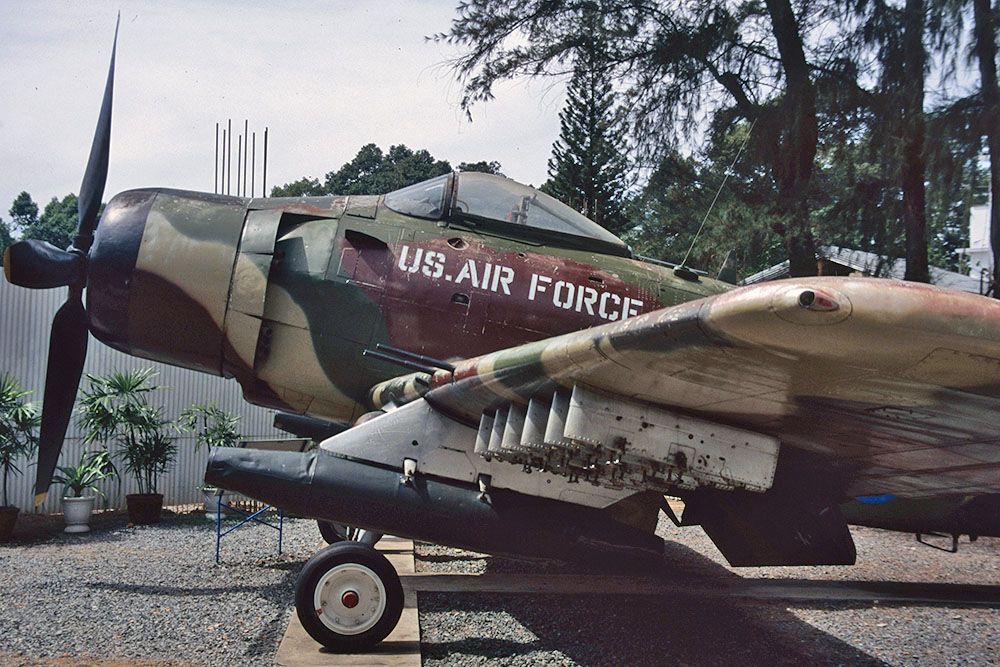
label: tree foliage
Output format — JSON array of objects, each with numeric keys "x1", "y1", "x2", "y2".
[
  {"x1": 437, "y1": 0, "x2": 993, "y2": 283},
  {"x1": 272, "y1": 144, "x2": 503, "y2": 197},
  {"x1": 437, "y1": 0, "x2": 830, "y2": 274},
  {"x1": 22, "y1": 194, "x2": 80, "y2": 251},
  {"x1": 324, "y1": 144, "x2": 452, "y2": 195},
  {"x1": 270, "y1": 177, "x2": 323, "y2": 197},
  {"x1": 540, "y1": 10, "x2": 631, "y2": 235},
  {"x1": 8, "y1": 191, "x2": 38, "y2": 232},
  {"x1": 0, "y1": 219, "x2": 12, "y2": 261},
  {"x1": 457, "y1": 160, "x2": 504, "y2": 175}
]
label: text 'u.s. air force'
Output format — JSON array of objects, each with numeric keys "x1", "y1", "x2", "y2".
[{"x1": 397, "y1": 245, "x2": 643, "y2": 322}]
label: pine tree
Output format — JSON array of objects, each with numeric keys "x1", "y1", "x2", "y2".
[
  {"x1": 0, "y1": 218, "x2": 12, "y2": 261},
  {"x1": 542, "y1": 23, "x2": 630, "y2": 235}
]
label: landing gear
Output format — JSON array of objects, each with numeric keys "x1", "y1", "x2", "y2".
[
  {"x1": 317, "y1": 520, "x2": 383, "y2": 546},
  {"x1": 295, "y1": 541, "x2": 404, "y2": 652}
]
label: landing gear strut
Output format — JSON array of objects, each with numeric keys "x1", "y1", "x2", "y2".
[
  {"x1": 295, "y1": 541, "x2": 403, "y2": 652},
  {"x1": 317, "y1": 520, "x2": 382, "y2": 546}
]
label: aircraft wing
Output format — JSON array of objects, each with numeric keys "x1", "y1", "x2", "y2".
[{"x1": 423, "y1": 276, "x2": 1000, "y2": 499}]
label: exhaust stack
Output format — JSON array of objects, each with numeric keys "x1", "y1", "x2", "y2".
[{"x1": 206, "y1": 448, "x2": 664, "y2": 566}]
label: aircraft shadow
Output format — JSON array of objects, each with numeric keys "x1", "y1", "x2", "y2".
[
  {"x1": 737, "y1": 577, "x2": 1000, "y2": 609},
  {"x1": 419, "y1": 540, "x2": 889, "y2": 666}
]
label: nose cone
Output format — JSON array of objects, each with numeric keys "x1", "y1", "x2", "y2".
[
  {"x1": 87, "y1": 188, "x2": 156, "y2": 350},
  {"x1": 88, "y1": 188, "x2": 249, "y2": 375}
]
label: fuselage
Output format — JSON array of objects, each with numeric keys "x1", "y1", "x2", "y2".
[{"x1": 86, "y1": 180, "x2": 729, "y2": 426}]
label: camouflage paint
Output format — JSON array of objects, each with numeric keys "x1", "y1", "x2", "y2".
[
  {"x1": 88, "y1": 185, "x2": 727, "y2": 428},
  {"x1": 423, "y1": 278, "x2": 1000, "y2": 499}
]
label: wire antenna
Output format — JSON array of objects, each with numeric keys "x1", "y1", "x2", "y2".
[{"x1": 678, "y1": 116, "x2": 759, "y2": 270}]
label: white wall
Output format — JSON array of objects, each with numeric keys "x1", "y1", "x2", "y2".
[
  {"x1": 969, "y1": 203, "x2": 991, "y2": 251},
  {"x1": 0, "y1": 279, "x2": 284, "y2": 513},
  {"x1": 965, "y1": 203, "x2": 993, "y2": 277}
]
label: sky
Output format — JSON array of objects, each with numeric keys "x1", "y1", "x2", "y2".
[{"x1": 0, "y1": 0, "x2": 566, "y2": 219}]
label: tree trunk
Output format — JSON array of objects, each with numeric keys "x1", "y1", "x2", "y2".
[
  {"x1": 764, "y1": 0, "x2": 819, "y2": 277},
  {"x1": 902, "y1": 0, "x2": 930, "y2": 283},
  {"x1": 974, "y1": 0, "x2": 1000, "y2": 297}
]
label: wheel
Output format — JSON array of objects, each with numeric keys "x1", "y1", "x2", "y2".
[
  {"x1": 295, "y1": 541, "x2": 404, "y2": 652},
  {"x1": 317, "y1": 520, "x2": 382, "y2": 546}
]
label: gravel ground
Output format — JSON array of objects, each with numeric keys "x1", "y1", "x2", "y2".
[
  {"x1": 416, "y1": 516, "x2": 1000, "y2": 666},
  {"x1": 0, "y1": 507, "x2": 320, "y2": 667},
  {"x1": 2, "y1": 506, "x2": 998, "y2": 666}
]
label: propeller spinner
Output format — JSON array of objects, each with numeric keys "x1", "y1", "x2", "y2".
[{"x1": 2, "y1": 16, "x2": 119, "y2": 505}]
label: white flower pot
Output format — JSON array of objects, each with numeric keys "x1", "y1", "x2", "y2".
[
  {"x1": 203, "y1": 489, "x2": 227, "y2": 521},
  {"x1": 63, "y1": 496, "x2": 96, "y2": 534}
]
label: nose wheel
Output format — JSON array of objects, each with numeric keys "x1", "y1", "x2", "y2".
[{"x1": 295, "y1": 541, "x2": 404, "y2": 652}]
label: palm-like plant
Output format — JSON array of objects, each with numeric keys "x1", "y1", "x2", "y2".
[
  {"x1": 78, "y1": 369, "x2": 159, "y2": 445},
  {"x1": 119, "y1": 421, "x2": 177, "y2": 495},
  {"x1": 179, "y1": 403, "x2": 242, "y2": 451},
  {"x1": 52, "y1": 449, "x2": 116, "y2": 498},
  {"x1": 78, "y1": 369, "x2": 176, "y2": 496},
  {"x1": 0, "y1": 374, "x2": 40, "y2": 508}
]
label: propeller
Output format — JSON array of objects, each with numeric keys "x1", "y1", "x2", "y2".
[{"x1": 3, "y1": 16, "x2": 119, "y2": 506}]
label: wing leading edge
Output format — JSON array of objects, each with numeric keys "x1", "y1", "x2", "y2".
[{"x1": 425, "y1": 277, "x2": 1000, "y2": 499}]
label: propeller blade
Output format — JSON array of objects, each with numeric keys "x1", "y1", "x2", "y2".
[
  {"x1": 75, "y1": 13, "x2": 119, "y2": 252},
  {"x1": 33, "y1": 292, "x2": 89, "y2": 506},
  {"x1": 3, "y1": 240, "x2": 85, "y2": 289}
]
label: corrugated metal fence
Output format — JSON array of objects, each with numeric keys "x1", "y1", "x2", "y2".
[{"x1": 0, "y1": 279, "x2": 283, "y2": 513}]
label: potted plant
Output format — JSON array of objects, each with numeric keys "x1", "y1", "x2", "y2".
[
  {"x1": 51, "y1": 449, "x2": 116, "y2": 533},
  {"x1": 79, "y1": 369, "x2": 177, "y2": 525},
  {"x1": 119, "y1": 419, "x2": 177, "y2": 524},
  {"x1": 0, "y1": 374, "x2": 39, "y2": 542},
  {"x1": 179, "y1": 403, "x2": 241, "y2": 520}
]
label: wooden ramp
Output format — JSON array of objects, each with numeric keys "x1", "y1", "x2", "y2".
[{"x1": 275, "y1": 537, "x2": 421, "y2": 667}]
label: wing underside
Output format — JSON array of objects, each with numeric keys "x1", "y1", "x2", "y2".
[{"x1": 423, "y1": 277, "x2": 1000, "y2": 499}]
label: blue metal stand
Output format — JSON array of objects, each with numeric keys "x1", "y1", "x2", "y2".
[{"x1": 214, "y1": 494, "x2": 284, "y2": 564}]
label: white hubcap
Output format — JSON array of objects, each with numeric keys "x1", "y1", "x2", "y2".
[{"x1": 313, "y1": 563, "x2": 386, "y2": 635}]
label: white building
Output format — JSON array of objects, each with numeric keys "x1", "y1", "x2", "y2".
[{"x1": 960, "y1": 201, "x2": 993, "y2": 284}]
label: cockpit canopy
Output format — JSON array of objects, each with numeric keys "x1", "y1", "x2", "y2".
[{"x1": 384, "y1": 172, "x2": 626, "y2": 250}]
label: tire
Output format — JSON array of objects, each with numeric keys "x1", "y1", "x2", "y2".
[{"x1": 295, "y1": 541, "x2": 404, "y2": 652}]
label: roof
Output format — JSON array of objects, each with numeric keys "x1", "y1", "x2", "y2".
[{"x1": 741, "y1": 246, "x2": 985, "y2": 294}]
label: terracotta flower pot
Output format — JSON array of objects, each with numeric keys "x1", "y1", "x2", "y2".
[
  {"x1": 0, "y1": 506, "x2": 18, "y2": 542},
  {"x1": 63, "y1": 496, "x2": 96, "y2": 534},
  {"x1": 126, "y1": 493, "x2": 163, "y2": 525}
]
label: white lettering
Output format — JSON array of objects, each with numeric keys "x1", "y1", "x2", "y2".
[
  {"x1": 599, "y1": 291, "x2": 621, "y2": 321},
  {"x1": 397, "y1": 249, "x2": 641, "y2": 323},
  {"x1": 454, "y1": 259, "x2": 480, "y2": 286},
  {"x1": 398, "y1": 245, "x2": 424, "y2": 273},
  {"x1": 496, "y1": 266, "x2": 514, "y2": 295},
  {"x1": 576, "y1": 286, "x2": 598, "y2": 315},
  {"x1": 553, "y1": 281, "x2": 575, "y2": 309},
  {"x1": 421, "y1": 251, "x2": 445, "y2": 279},
  {"x1": 528, "y1": 273, "x2": 551, "y2": 300},
  {"x1": 623, "y1": 298, "x2": 642, "y2": 319}
]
